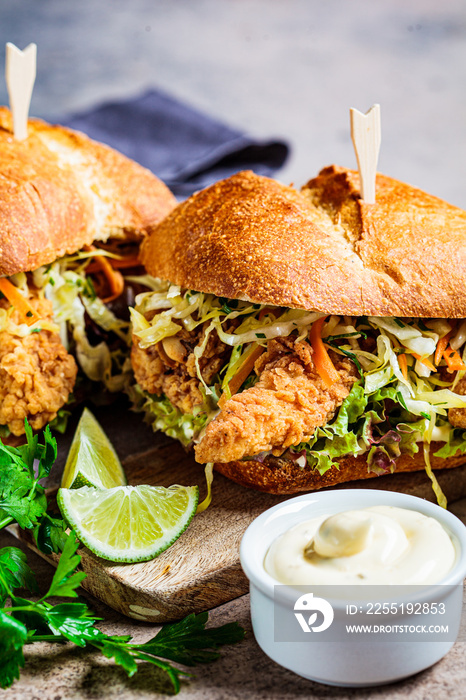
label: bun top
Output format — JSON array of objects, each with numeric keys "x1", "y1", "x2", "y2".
[
  {"x1": 141, "y1": 166, "x2": 466, "y2": 318},
  {"x1": 0, "y1": 107, "x2": 177, "y2": 276}
]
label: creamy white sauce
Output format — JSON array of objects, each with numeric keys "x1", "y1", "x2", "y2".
[
  {"x1": 430, "y1": 424, "x2": 452, "y2": 443},
  {"x1": 264, "y1": 506, "x2": 456, "y2": 586}
]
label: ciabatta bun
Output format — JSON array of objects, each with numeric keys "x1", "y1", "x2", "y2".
[
  {"x1": 0, "y1": 107, "x2": 176, "y2": 276},
  {"x1": 213, "y1": 444, "x2": 466, "y2": 494},
  {"x1": 141, "y1": 167, "x2": 466, "y2": 318}
]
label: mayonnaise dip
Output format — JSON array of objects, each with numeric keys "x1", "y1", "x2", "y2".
[{"x1": 264, "y1": 506, "x2": 456, "y2": 586}]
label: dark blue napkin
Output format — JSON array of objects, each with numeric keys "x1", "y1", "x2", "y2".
[{"x1": 63, "y1": 89, "x2": 289, "y2": 198}]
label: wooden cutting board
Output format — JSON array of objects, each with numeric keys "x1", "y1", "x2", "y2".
[{"x1": 15, "y1": 403, "x2": 466, "y2": 623}]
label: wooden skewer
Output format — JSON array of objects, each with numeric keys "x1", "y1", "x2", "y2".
[
  {"x1": 350, "y1": 103, "x2": 381, "y2": 204},
  {"x1": 5, "y1": 42, "x2": 37, "y2": 141}
]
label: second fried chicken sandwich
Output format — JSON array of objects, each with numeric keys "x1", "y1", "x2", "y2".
[
  {"x1": 0, "y1": 107, "x2": 176, "y2": 439},
  {"x1": 130, "y1": 167, "x2": 466, "y2": 496}
]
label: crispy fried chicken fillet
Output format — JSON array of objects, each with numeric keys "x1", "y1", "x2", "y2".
[
  {"x1": 0, "y1": 298, "x2": 77, "y2": 436},
  {"x1": 195, "y1": 339, "x2": 357, "y2": 463},
  {"x1": 131, "y1": 325, "x2": 357, "y2": 463},
  {"x1": 449, "y1": 377, "x2": 466, "y2": 429},
  {"x1": 131, "y1": 319, "x2": 232, "y2": 414}
]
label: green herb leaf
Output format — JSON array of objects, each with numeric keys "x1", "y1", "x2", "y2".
[
  {"x1": 0, "y1": 548, "x2": 38, "y2": 604},
  {"x1": 0, "y1": 611, "x2": 27, "y2": 689},
  {"x1": 135, "y1": 611, "x2": 246, "y2": 666},
  {"x1": 0, "y1": 421, "x2": 58, "y2": 531},
  {"x1": 0, "y1": 418, "x2": 246, "y2": 693},
  {"x1": 129, "y1": 652, "x2": 188, "y2": 693},
  {"x1": 33, "y1": 513, "x2": 68, "y2": 555},
  {"x1": 45, "y1": 603, "x2": 103, "y2": 646},
  {"x1": 38, "y1": 425, "x2": 58, "y2": 479},
  {"x1": 98, "y1": 640, "x2": 139, "y2": 677},
  {"x1": 9, "y1": 595, "x2": 50, "y2": 636},
  {"x1": 89, "y1": 612, "x2": 245, "y2": 694},
  {"x1": 23, "y1": 420, "x2": 39, "y2": 475},
  {"x1": 0, "y1": 466, "x2": 46, "y2": 529},
  {"x1": 44, "y1": 533, "x2": 86, "y2": 599},
  {"x1": 325, "y1": 340, "x2": 364, "y2": 378}
]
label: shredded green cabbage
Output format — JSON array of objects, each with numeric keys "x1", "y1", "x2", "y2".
[
  {"x1": 32, "y1": 258, "x2": 132, "y2": 391},
  {"x1": 48, "y1": 408, "x2": 72, "y2": 434},
  {"x1": 132, "y1": 284, "x2": 466, "y2": 426},
  {"x1": 130, "y1": 281, "x2": 466, "y2": 503},
  {"x1": 0, "y1": 275, "x2": 60, "y2": 338},
  {"x1": 129, "y1": 384, "x2": 209, "y2": 447},
  {"x1": 196, "y1": 462, "x2": 214, "y2": 514},
  {"x1": 132, "y1": 280, "x2": 323, "y2": 350}
]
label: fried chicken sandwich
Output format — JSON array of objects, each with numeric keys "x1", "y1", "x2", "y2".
[
  {"x1": 0, "y1": 107, "x2": 176, "y2": 439},
  {"x1": 130, "y1": 166, "x2": 466, "y2": 496}
]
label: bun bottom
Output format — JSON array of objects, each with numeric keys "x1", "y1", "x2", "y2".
[{"x1": 213, "y1": 443, "x2": 466, "y2": 494}]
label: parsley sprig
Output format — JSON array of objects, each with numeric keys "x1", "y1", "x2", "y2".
[
  {"x1": 0, "y1": 421, "x2": 56, "y2": 530},
  {"x1": 0, "y1": 422, "x2": 245, "y2": 691}
]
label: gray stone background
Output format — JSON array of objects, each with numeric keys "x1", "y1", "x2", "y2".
[
  {"x1": 1, "y1": 0, "x2": 466, "y2": 205},
  {"x1": 1, "y1": 1, "x2": 466, "y2": 698}
]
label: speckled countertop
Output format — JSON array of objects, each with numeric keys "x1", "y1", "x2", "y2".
[
  {"x1": 1, "y1": 1, "x2": 466, "y2": 697},
  {"x1": 1, "y1": 501, "x2": 466, "y2": 700}
]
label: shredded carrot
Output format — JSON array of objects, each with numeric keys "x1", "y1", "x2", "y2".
[
  {"x1": 432, "y1": 323, "x2": 466, "y2": 372},
  {"x1": 0, "y1": 278, "x2": 41, "y2": 326},
  {"x1": 109, "y1": 256, "x2": 141, "y2": 269},
  {"x1": 398, "y1": 353, "x2": 408, "y2": 380},
  {"x1": 434, "y1": 329, "x2": 454, "y2": 366},
  {"x1": 83, "y1": 246, "x2": 124, "y2": 302},
  {"x1": 85, "y1": 255, "x2": 141, "y2": 272},
  {"x1": 412, "y1": 352, "x2": 437, "y2": 373},
  {"x1": 442, "y1": 347, "x2": 466, "y2": 372},
  {"x1": 83, "y1": 262, "x2": 102, "y2": 274},
  {"x1": 309, "y1": 316, "x2": 340, "y2": 389},
  {"x1": 95, "y1": 256, "x2": 124, "y2": 302},
  {"x1": 217, "y1": 307, "x2": 277, "y2": 407},
  {"x1": 218, "y1": 344, "x2": 264, "y2": 408},
  {"x1": 258, "y1": 306, "x2": 277, "y2": 321}
]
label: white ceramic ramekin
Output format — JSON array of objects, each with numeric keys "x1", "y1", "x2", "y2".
[{"x1": 240, "y1": 489, "x2": 466, "y2": 687}]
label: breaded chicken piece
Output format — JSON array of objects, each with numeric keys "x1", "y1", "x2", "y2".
[
  {"x1": 0, "y1": 297, "x2": 77, "y2": 436},
  {"x1": 195, "y1": 348, "x2": 357, "y2": 463},
  {"x1": 131, "y1": 319, "x2": 230, "y2": 414},
  {"x1": 448, "y1": 376, "x2": 466, "y2": 429},
  {"x1": 132, "y1": 338, "x2": 205, "y2": 415}
]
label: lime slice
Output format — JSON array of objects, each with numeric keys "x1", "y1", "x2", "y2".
[
  {"x1": 61, "y1": 408, "x2": 127, "y2": 489},
  {"x1": 57, "y1": 484, "x2": 199, "y2": 562}
]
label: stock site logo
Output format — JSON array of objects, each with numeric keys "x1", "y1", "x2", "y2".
[{"x1": 293, "y1": 593, "x2": 334, "y2": 633}]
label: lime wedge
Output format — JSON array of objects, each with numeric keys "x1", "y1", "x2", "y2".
[
  {"x1": 57, "y1": 484, "x2": 199, "y2": 562},
  {"x1": 61, "y1": 408, "x2": 127, "y2": 489}
]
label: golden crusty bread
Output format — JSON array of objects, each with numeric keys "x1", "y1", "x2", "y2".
[
  {"x1": 141, "y1": 166, "x2": 466, "y2": 318},
  {"x1": 213, "y1": 445, "x2": 466, "y2": 494},
  {"x1": 0, "y1": 107, "x2": 177, "y2": 276}
]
